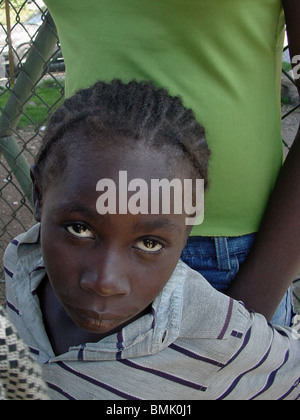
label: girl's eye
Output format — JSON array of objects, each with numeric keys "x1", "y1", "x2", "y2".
[
  {"x1": 134, "y1": 239, "x2": 164, "y2": 253},
  {"x1": 66, "y1": 224, "x2": 95, "y2": 239}
]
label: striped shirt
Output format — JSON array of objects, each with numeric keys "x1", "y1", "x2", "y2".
[{"x1": 3, "y1": 224, "x2": 300, "y2": 400}]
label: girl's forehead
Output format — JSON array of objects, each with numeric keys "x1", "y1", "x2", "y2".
[
  {"x1": 64, "y1": 139, "x2": 189, "y2": 184},
  {"x1": 44, "y1": 139, "x2": 196, "y2": 225}
]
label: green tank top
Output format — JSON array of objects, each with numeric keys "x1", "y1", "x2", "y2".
[{"x1": 45, "y1": 0, "x2": 286, "y2": 237}]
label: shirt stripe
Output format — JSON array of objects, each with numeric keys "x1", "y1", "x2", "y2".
[
  {"x1": 222, "y1": 327, "x2": 252, "y2": 369},
  {"x1": 119, "y1": 359, "x2": 207, "y2": 392},
  {"x1": 277, "y1": 378, "x2": 300, "y2": 400},
  {"x1": 6, "y1": 300, "x2": 20, "y2": 316},
  {"x1": 46, "y1": 382, "x2": 76, "y2": 400},
  {"x1": 4, "y1": 266, "x2": 14, "y2": 278},
  {"x1": 218, "y1": 298, "x2": 234, "y2": 339},
  {"x1": 169, "y1": 343, "x2": 225, "y2": 368},
  {"x1": 217, "y1": 332, "x2": 274, "y2": 400},
  {"x1": 57, "y1": 362, "x2": 141, "y2": 400},
  {"x1": 249, "y1": 350, "x2": 290, "y2": 400}
]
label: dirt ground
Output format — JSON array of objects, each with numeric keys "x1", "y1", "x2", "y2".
[{"x1": 0, "y1": 74, "x2": 300, "y2": 313}]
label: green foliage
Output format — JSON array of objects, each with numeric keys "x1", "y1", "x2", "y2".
[
  {"x1": 0, "y1": 0, "x2": 30, "y2": 25},
  {"x1": 282, "y1": 61, "x2": 292, "y2": 73},
  {"x1": 0, "y1": 0, "x2": 26, "y2": 8},
  {"x1": 0, "y1": 79, "x2": 65, "y2": 128}
]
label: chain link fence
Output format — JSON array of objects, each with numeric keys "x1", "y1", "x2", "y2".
[
  {"x1": 0, "y1": 0, "x2": 299, "y2": 312},
  {"x1": 0, "y1": 0, "x2": 64, "y2": 304}
]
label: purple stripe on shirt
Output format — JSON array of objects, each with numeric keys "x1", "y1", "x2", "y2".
[
  {"x1": 46, "y1": 382, "x2": 77, "y2": 400},
  {"x1": 4, "y1": 266, "x2": 14, "y2": 278},
  {"x1": 222, "y1": 327, "x2": 252, "y2": 369},
  {"x1": 277, "y1": 378, "x2": 300, "y2": 400},
  {"x1": 30, "y1": 266, "x2": 45, "y2": 275},
  {"x1": 116, "y1": 330, "x2": 124, "y2": 361},
  {"x1": 217, "y1": 331, "x2": 274, "y2": 400},
  {"x1": 231, "y1": 330, "x2": 243, "y2": 339},
  {"x1": 6, "y1": 300, "x2": 20, "y2": 316},
  {"x1": 151, "y1": 307, "x2": 156, "y2": 329},
  {"x1": 57, "y1": 361, "x2": 141, "y2": 400},
  {"x1": 169, "y1": 343, "x2": 225, "y2": 368},
  {"x1": 120, "y1": 359, "x2": 207, "y2": 392},
  {"x1": 250, "y1": 350, "x2": 290, "y2": 400},
  {"x1": 78, "y1": 344, "x2": 86, "y2": 361},
  {"x1": 29, "y1": 347, "x2": 40, "y2": 356},
  {"x1": 278, "y1": 383, "x2": 298, "y2": 400},
  {"x1": 218, "y1": 298, "x2": 234, "y2": 340}
]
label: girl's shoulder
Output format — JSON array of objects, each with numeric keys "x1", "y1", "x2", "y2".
[
  {"x1": 179, "y1": 261, "x2": 250, "y2": 340},
  {"x1": 3, "y1": 223, "x2": 41, "y2": 274}
]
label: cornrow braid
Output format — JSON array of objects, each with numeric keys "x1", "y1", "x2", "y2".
[{"x1": 34, "y1": 79, "x2": 210, "y2": 193}]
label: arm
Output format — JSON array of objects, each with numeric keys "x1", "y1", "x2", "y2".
[{"x1": 227, "y1": 0, "x2": 300, "y2": 321}]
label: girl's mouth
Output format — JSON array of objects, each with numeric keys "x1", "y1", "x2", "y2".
[{"x1": 66, "y1": 305, "x2": 124, "y2": 333}]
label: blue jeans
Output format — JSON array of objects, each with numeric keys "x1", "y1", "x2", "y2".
[{"x1": 181, "y1": 234, "x2": 294, "y2": 327}]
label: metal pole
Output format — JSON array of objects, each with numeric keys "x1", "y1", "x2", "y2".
[
  {"x1": 0, "y1": 12, "x2": 59, "y2": 205},
  {"x1": 4, "y1": 0, "x2": 15, "y2": 85}
]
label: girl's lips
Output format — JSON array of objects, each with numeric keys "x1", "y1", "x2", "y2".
[
  {"x1": 79, "y1": 309, "x2": 118, "y2": 321},
  {"x1": 66, "y1": 305, "x2": 127, "y2": 333},
  {"x1": 63, "y1": 302, "x2": 150, "y2": 335}
]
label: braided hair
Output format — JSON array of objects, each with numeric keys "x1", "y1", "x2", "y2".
[{"x1": 34, "y1": 79, "x2": 210, "y2": 193}]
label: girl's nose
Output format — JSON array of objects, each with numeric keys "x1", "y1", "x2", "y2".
[{"x1": 79, "y1": 252, "x2": 131, "y2": 297}]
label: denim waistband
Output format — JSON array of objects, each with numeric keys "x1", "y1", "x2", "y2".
[{"x1": 186, "y1": 234, "x2": 256, "y2": 255}]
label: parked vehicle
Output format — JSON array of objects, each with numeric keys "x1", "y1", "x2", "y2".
[{"x1": 0, "y1": 11, "x2": 64, "y2": 78}]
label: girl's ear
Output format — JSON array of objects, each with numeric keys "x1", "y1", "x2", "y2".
[{"x1": 30, "y1": 165, "x2": 43, "y2": 222}]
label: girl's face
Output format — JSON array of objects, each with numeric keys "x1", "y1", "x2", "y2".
[{"x1": 37, "y1": 138, "x2": 192, "y2": 335}]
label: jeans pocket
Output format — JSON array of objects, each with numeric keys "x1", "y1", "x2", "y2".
[{"x1": 181, "y1": 252, "x2": 240, "y2": 293}]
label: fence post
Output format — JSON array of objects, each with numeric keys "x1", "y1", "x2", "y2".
[
  {"x1": 0, "y1": 12, "x2": 59, "y2": 206},
  {"x1": 4, "y1": 0, "x2": 15, "y2": 85}
]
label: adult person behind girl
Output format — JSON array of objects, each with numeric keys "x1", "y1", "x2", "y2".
[{"x1": 43, "y1": 0, "x2": 300, "y2": 325}]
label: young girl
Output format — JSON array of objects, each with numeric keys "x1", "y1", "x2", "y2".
[{"x1": 4, "y1": 80, "x2": 300, "y2": 400}]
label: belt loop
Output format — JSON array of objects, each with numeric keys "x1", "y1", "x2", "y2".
[{"x1": 214, "y1": 237, "x2": 232, "y2": 271}]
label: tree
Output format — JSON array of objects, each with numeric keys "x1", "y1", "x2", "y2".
[
  {"x1": 0, "y1": 0, "x2": 27, "y2": 12},
  {"x1": 0, "y1": 0, "x2": 30, "y2": 25}
]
